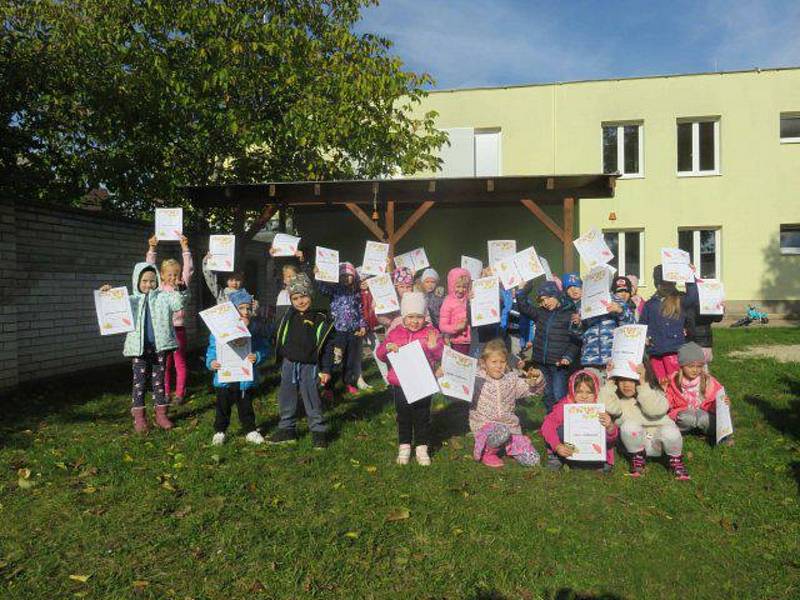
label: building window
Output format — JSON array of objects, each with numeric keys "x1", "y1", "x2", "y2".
[
  {"x1": 603, "y1": 230, "x2": 644, "y2": 283},
  {"x1": 474, "y1": 129, "x2": 502, "y2": 176},
  {"x1": 438, "y1": 127, "x2": 501, "y2": 177},
  {"x1": 780, "y1": 224, "x2": 800, "y2": 254},
  {"x1": 677, "y1": 119, "x2": 719, "y2": 175},
  {"x1": 602, "y1": 123, "x2": 643, "y2": 177},
  {"x1": 678, "y1": 228, "x2": 720, "y2": 279},
  {"x1": 780, "y1": 113, "x2": 800, "y2": 143}
]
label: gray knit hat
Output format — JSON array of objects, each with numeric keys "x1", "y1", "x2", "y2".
[
  {"x1": 287, "y1": 273, "x2": 313, "y2": 297},
  {"x1": 678, "y1": 342, "x2": 706, "y2": 365}
]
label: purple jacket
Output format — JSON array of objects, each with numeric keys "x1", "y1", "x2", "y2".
[{"x1": 317, "y1": 281, "x2": 367, "y2": 333}]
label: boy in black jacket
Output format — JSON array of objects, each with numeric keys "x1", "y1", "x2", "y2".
[
  {"x1": 517, "y1": 280, "x2": 580, "y2": 413},
  {"x1": 269, "y1": 273, "x2": 335, "y2": 448}
]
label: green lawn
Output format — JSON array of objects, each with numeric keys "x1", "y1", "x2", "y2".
[{"x1": 2, "y1": 328, "x2": 800, "y2": 599}]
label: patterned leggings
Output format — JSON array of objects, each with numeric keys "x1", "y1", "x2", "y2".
[
  {"x1": 131, "y1": 346, "x2": 168, "y2": 408},
  {"x1": 484, "y1": 423, "x2": 540, "y2": 467}
]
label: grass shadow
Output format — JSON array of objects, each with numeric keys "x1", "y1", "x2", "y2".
[
  {"x1": 430, "y1": 398, "x2": 471, "y2": 450},
  {"x1": 549, "y1": 590, "x2": 627, "y2": 600}
]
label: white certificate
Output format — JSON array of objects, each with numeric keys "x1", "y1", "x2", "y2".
[
  {"x1": 216, "y1": 337, "x2": 254, "y2": 384},
  {"x1": 470, "y1": 276, "x2": 500, "y2": 326},
  {"x1": 366, "y1": 273, "x2": 400, "y2": 315},
  {"x1": 487, "y1": 240, "x2": 517, "y2": 266},
  {"x1": 563, "y1": 403, "x2": 607, "y2": 461},
  {"x1": 580, "y1": 266, "x2": 612, "y2": 320},
  {"x1": 661, "y1": 248, "x2": 695, "y2": 283},
  {"x1": 155, "y1": 208, "x2": 183, "y2": 241},
  {"x1": 276, "y1": 289, "x2": 290, "y2": 306},
  {"x1": 697, "y1": 279, "x2": 725, "y2": 315},
  {"x1": 539, "y1": 256, "x2": 554, "y2": 282},
  {"x1": 573, "y1": 228, "x2": 614, "y2": 268},
  {"x1": 386, "y1": 340, "x2": 440, "y2": 404},
  {"x1": 362, "y1": 241, "x2": 390, "y2": 276},
  {"x1": 199, "y1": 302, "x2": 251, "y2": 342},
  {"x1": 494, "y1": 257, "x2": 523, "y2": 290},
  {"x1": 207, "y1": 235, "x2": 236, "y2": 272},
  {"x1": 609, "y1": 324, "x2": 648, "y2": 379},
  {"x1": 392, "y1": 250, "x2": 415, "y2": 274},
  {"x1": 271, "y1": 233, "x2": 301, "y2": 257},
  {"x1": 315, "y1": 246, "x2": 340, "y2": 283},
  {"x1": 461, "y1": 256, "x2": 483, "y2": 281},
  {"x1": 94, "y1": 287, "x2": 135, "y2": 336},
  {"x1": 514, "y1": 246, "x2": 546, "y2": 283},
  {"x1": 715, "y1": 388, "x2": 733, "y2": 444},
  {"x1": 395, "y1": 247, "x2": 430, "y2": 274},
  {"x1": 438, "y1": 346, "x2": 478, "y2": 402}
]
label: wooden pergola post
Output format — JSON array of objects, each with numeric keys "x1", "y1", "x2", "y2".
[
  {"x1": 385, "y1": 200, "x2": 395, "y2": 259},
  {"x1": 563, "y1": 197, "x2": 575, "y2": 272}
]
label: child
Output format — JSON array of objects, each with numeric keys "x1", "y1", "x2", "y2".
[
  {"x1": 611, "y1": 276, "x2": 638, "y2": 319},
  {"x1": 665, "y1": 342, "x2": 733, "y2": 446},
  {"x1": 146, "y1": 234, "x2": 194, "y2": 405},
  {"x1": 517, "y1": 280, "x2": 580, "y2": 413},
  {"x1": 202, "y1": 254, "x2": 245, "y2": 305},
  {"x1": 205, "y1": 290, "x2": 270, "y2": 445},
  {"x1": 469, "y1": 339, "x2": 544, "y2": 468},
  {"x1": 601, "y1": 363, "x2": 690, "y2": 480},
  {"x1": 419, "y1": 268, "x2": 444, "y2": 329},
  {"x1": 540, "y1": 369, "x2": 618, "y2": 473},
  {"x1": 684, "y1": 280, "x2": 723, "y2": 367},
  {"x1": 439, "y1": 267, "x2": 472, "y2": 355},
  {"x1": 561, "y1": 272, "x2": 583, "y2": 330},
  {"x1": 627, "y1": 275, "x2": 646, "y2": 320},
  {"x1": 576, "y1": 278, "x2": 635, "y2": 371},
  {"x1": 271, "y1": 273, "x2": 334, "y2": 448},
  {"x1": 376, "y1": 266, "x2": 415, "y2": 333},
  {"x1": 316, "y1": 262, "x2": 367, "y2": 395},
  {"x1": 376, "y1": 292, "x2": 443, "y2": 466},
  {"x1": 101, "y1": 262, "x2": 188, "y2": 432}
]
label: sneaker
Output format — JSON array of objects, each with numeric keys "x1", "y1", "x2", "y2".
[
  {"x1": 245, "y1": 430, "x2": 265, "y2": 445},
  {"x1": 628, "y1": 451, "x2": 646, "y2": 478},
  {"x1": 719, "y1": 435, "x2": 735, "y2": 447},
  {"x1": 267, "y1": 428, "x2": 297, "y2": 445},
  {"x1": 346, "y1": 385, "x2": 359, "y2": 395},
  {"x1": 545, "y1": 450, "x2": 563, "y2": 472},
  {"x1": 669, "y1": 455, "x2": 691, "y2": 481},
  {"x1": 415, "y1": 445, "x2": 431, "y2": 466},
  {"x1": 211, "y1": 432, "x2": 226, "y2": 446},
  {"x1": 357, "y1": 377, "x2": 372, "y2": 390},
  {"x1": 311, "y1": 431, "x2": 328, "y2": 450},
  {"x1": 396, "y1": 444, "x2": 412, "y2": 465},
  {"x1": 481, "y1": 446, "x2": 504, "y2": 468}
]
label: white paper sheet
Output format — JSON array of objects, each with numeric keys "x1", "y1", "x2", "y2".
[
  {"x1": 715, "y1": 388, "x2": 733, "y2": 444},
  {"x1": 540, "y1": 256, "x2": 554, "y2": 281},
  {"x1": 394, "y1": 247, "x2": 430, "y2": 274},
  {"x1": 315, "y1": 246, "x2": 340, "y2": 283},
  {"x1": 563, "y1": 403, "x2": 607, "y2": 461},
  {"x1": 461, "y1": 256, "x2": 483, "y2": 281},
  {"x1": 94, "y1": 287, "x2": 135, "y2": 336},
  {"x1": 661, "y1": 247, "x2": 695, "y2": 283},
  {"x1": 276, "y1": 289, "x2": 290, "y2": 306},
  {"x1": 154, "y1": 208, "x2": 183, "y2": 241},
  {"x1": 487, "y1": 240, "x2": 517, "y2": 266},
  {"x1": 573, "y1": 228, "x2": 614, "y2": 268},
  {"x1": 207, "y1": 235, "x2": 236, "y2": 272},
  {"x1": 200, "y1": 301, "x2": 252, "y2": 342},
  {"x1": 470, "y1": 275, "x2": 500, "y2": 326},
  {"x1": 609, "y1": 324, "x2": 648, "y2": 379},
  {"x1": 386, "y1": 340, "x2": 440, "y2": 403},
  {"x1": 216, "y1": 337, "x2": 254, "y2": 384},
  {"x1": 438, "y1": 346, "x2": 478, "y2": 402},
  {"x1": 580, "y1": 266, "x2": 612, "y2": 320},
  {"x1": 271, "y1": 233, "x2": 301, "y2": 257},
  {"x1": 697, "y1": 279, "x2": 725, "y2": 315},
  {"x1": 374, "y1": 354, "x2": 390, "y2": 385},
  {"x1": 514, "y1": 246, "x2": 546, "y2": 283},
  {"x1": 494, "y1": 256, "x2": 523, "y2": 290},
  {"x1": 362, "y1": 241, "x2": 390, "y2": 276},
  {"x1": 366, "y1": 273, "x2": 400, "y2": 315}
]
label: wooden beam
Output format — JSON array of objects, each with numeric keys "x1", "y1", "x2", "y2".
[
  {"x1": 563, "y1": 197, "x2": 575, "y2": 272},
  {"x1": 345, "y1": 202, "x2": 385, "y2": 241},
  {"x1": 385, "y1": 200, "x2": 395, "y2": 258},
  {"x1": 520, "y1": 198, "x2": 565, "y2": 242},
  {"x1": 392, "y1": 200, "x2": 434, "y2": 246},
  {"x1": 242, "y1": 203, "x2": 277, "y2": 245}
]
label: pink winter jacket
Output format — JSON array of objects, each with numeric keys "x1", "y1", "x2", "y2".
[
  {"x1": 375, "y1": 323, "x2": 444, "y2": 387},
  {"x1": 469, "y1": 369, "x2": 545, "y2": 436},
  {"x1": 665, "y1": 371, "x2": 724, "y2": 420},
  {"x1": 438, "y1": 268, "x2": 471, "y2": 346},
  {"x1": 146, "y1": 248, "x2": 194, "y2": 327}
]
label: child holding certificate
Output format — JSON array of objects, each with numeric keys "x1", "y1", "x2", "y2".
[
  {"x1": 376, "y1": 292, "x2": 443, "y2": 466},
  {"x1": 540, "y1": 370, "x2": 618, "y2": 473},
  {"x1": 469, "y1": 340, "x2": 544, "y2": 469},
  {"x1": 439, "y1": 267, "x2": 472, "y2": 355},
  {"x1": 665, "y1": 342, "x2": 733, "y2": 446},
  {"x1": 575, "y1": 278, "x2": 635, "y2": 372},
  {"x1": 99, "y1": 262, "x2": 188, "y2": 433},
  {"x1": 205, "y1": 290, "x2": 270, "y2": 446}
]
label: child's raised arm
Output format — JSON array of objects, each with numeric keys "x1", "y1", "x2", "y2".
[
  {"x1": 146, "y1": 235, "x2": 158, "y2": 264},
  {"x1": 201, "y1": 253, "x2": 220, "y2": 300},
  {"x1": 180, "y1": 235, "x2": 194, "y2": 286}
]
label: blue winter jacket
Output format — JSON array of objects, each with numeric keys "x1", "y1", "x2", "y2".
[
  {"x1": 205, "y1": 327, "x2": 271, "y2": 390},
  {"x1": 578, "y1": 294, "x2": 636, "y2": 366},
  {"x1": 640, "y1": 293, "x2": 694, "y2": 357}
]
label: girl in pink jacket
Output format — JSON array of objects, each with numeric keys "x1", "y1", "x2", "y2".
[
  {"x1": 146, "y1": 234, "x2": 194, "y2": 405},
  {"x1": 438, "y1": 267, "x2": 472, "y2": 354},
  {"x1": 375, "y1": 292, "x2": 444, "y2": 466}
]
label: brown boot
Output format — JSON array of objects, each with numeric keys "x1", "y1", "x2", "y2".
[
  {"x1": 131, "y1": 407, "x2": 149, "y2": 433},
  {"x1": 153, "y1": 404, "x2": 173, "y2": 430}
]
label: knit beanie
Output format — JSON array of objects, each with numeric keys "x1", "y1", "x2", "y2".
[
  {"x1": 561, "y1": 272, "x2": 583, "y2": 290},
  {"x1": 612, "y1": 276, "x2": 633, "y2": 294},
  {"x1": 287, "y1": 273, "x2": 313, "y2": 297},
  {"x1": 538, "y1": 280, "x2": 561, "y2": 299},
  {"x1": 678, "y1": 342, "x2": 706, "y2": 365},
  {"x1": 400, "y1": 291, "x2": 426, "y2": 317},
  {"x1": 421, "y1": 268, "x2": 439, "y2": 283},
  {"x1": 229, "y1": 289, "x2": 254, "y2": 307},
  {"x1": 392, "y1": 267, "x2": 414, "y2": 287},
  {"x1": 339, "y1": 261, "x2": 356, "y2": 277}
]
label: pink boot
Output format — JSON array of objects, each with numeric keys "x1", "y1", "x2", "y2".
[
  {"x1": 153, "y1": 404, "x2": 173, "y2": 430},
  {"x1": 481, "y1": 445, "x2": 504, "y2": 468},
  {"x1": 131, "y1": 407, "x2": 149, "y2": 433},
  {"x1": 346, "y1": 385, "x2": 359, "y2": 395}
]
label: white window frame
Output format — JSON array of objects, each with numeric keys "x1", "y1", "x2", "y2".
[
  {"x1": 602, "y1": 229, "x2": 646, "y2": 286},
  {"x1": 474, "y1": 128, "x2": 502, "y2": 176},
  {"x1": 678, "y1": 227, "x2": 722, "y2": 279},
  {"x1": 780, "y1": 112, "x2": 800, "y2": 144},
  {"x1": 780, "y1": 224, "x2": 800, "y2": 255},
  {"x1": 676, "y1": 118, "x2": 720, "y2": 177},
  {"x1": 601, "y1": 122, "x2": 644, "y2": 178}
]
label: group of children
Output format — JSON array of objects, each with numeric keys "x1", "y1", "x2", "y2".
[{"x1": 104, "y1": 233, "x2": 733, "y2": 479}]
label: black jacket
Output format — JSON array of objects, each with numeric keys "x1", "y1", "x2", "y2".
[
  {"x1": 517, "y1": 293, "x2": 580, "y2": 366},
  {"x1": 275, "y1": 307, "x2": 335, "y2": 372}
]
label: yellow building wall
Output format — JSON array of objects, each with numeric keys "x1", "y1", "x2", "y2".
[{"x1": 417, "y1": 69, "x2": 800, "y2": 307}]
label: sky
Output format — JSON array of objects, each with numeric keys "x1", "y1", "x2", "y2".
[{"x1": 355, "y1": 0, "x2": 800, "y2": 89}]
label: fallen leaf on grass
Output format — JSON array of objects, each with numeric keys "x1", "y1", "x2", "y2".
[
  {"x1": 344, "y1": 531, "x2": 359, "y2": 539},
  {"x1": 17, "y1": 478, "x2": 34, "y2": 490},
  {"x1": 173, "y1": 506, "x2": 192, "y2": 518},
  {"x1": 69, "y1": 574, "x2": 91, "y2": 583},
  {"x1": 123, "y1": 453, "x2": 134, "y2": 463},
  {"x1": 82, "y1": 486, "x2": 97, "y2": 494},
  {"x1": 386, "y1": 507, "x2": 410, "y2": 522},
  {"x1": 55, "y1": 462, "x2": 68, "y2": 471},
  {"x1": 365, "y1": 466, "x2": 377, "y2": 474},
  {"x1": 78, "y1": 467, "x2": 98, "y2": 479},
  {"x1": 332, "y1": 482, "x2": 343, "y2": 490},
  {"x1": 132, "y1": 580, "x2": 149, "y2": 592},
  {"x1": 17, "y1": 468, "x2": 30, "y2": 480}
]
